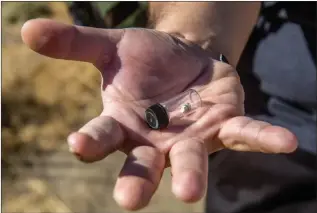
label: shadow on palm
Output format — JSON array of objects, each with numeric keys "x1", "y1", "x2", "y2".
[{"x1": 97, "y1": 29, "x2": 220, "y2": 152}]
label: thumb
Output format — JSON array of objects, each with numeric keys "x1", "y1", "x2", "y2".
[
  {"x1": 21, "y1": 18, "x2": 123, "y2": 65},
  {"x1": 67, "y1": 116, "x2": 125, "y2": 163}
]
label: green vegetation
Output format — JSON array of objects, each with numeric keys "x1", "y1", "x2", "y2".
[{"x1": 2, "y1": 2, "x2": 53, "y2": 24}]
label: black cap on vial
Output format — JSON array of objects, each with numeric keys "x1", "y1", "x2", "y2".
[{"x1": 145, "y1": 103, "x2": 169, "y2": 130}]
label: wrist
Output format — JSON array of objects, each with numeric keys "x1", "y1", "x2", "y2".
[
  {"x1": 156, "y1": 27, "x2": 230, "y2": 65},
  {"x1": 155, "y1": 23, "x2": 213, "y2": 48},
  {"x1": 149, "y1": 2, "x2": 261, "y2": 67},
  {"x1": 155, "y1": 27, "x2": 221, "y2": 59}
]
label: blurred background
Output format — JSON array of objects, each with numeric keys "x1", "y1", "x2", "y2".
[{"x1": 2, "y1": 2, "x2": 204, "y2": 213}]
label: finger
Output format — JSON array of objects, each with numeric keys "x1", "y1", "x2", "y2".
[
  {"x1": 169, "y1": 139, "x2": 208, "y2": 203},
  {"x1": 21, "y1": 18, "x2": 123, "y2": 64},
  {"x1": 67, "y1": 116, "x2": 125, "y2": 163},
  {"x1": 219, "y1": 116, "x2": 298, "y2": 153},
  {"x1": 113, "y1": 146, "x2": 165, "y2": 211}
]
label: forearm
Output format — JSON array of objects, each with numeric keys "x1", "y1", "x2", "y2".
[{"x1": 148, "y1": 2, "x2": 261, "y2": 67}]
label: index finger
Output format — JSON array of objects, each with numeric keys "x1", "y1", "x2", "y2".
[{"x1": 21, "y1": 18, "x2": 123, "y2": 64}]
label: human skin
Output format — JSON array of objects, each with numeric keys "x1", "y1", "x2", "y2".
[
  {"x1": 21, "y1": 3, "x2": 297, "y2": 210},
  {"x1": 149, "y1": 2, "x2": 262, "y2": 67}
]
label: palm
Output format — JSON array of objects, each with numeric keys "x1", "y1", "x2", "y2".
[
  {"x1": 100, "y1": 29, "x2": 241, "y2": 153},
  {"x1": 22, "y1": 19, "x2": 297, "y2": 210}
]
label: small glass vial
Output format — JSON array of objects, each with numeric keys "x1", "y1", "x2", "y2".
[{"x1": 145, "y1": 89, "x2": 202, "y2": 130}]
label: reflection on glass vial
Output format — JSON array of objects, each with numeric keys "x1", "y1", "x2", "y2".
[
  {"x1": 180, "y1": 103, "x2": 191, "y2": 113},
  {"x1": 145, "y1": 89, "x2": 202, "y2": 130}
]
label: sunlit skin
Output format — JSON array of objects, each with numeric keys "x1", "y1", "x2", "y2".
[{"x1": 21, "y1": 19, "x2": 298, "y2": 211}]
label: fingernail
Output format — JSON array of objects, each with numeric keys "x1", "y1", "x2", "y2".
[
  {"x1": 68, "y1": 145, "x2": 74, "y2": 153},
  {"x1": 73, "y1": 152, "x2": 83, "y2": 160},
  {"x1": 73, "y1": 152, "x2": 93, "y2": 163},
  {"x1": 67, "y1": 133, "x2": 76, "y2": 152}
]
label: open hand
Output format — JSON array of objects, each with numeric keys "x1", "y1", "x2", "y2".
[{"x1": 21, "y1": 19, "x2": 297, "y2": 210}]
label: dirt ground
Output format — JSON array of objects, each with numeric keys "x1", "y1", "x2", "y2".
[{"x1": 2, "y1": 2, "x2": 204, "y2": 212}]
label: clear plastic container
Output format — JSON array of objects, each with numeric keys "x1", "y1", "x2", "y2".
[{"x1": 145, "y1": 89, "x2": 202, "y2": 129}]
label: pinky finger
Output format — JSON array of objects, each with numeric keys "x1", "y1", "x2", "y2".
[{"x1": 219, "y1": 116, "x2": 298, "y2": 153}]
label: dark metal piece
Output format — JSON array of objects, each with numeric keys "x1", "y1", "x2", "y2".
[
  {"x1": 220, "y1": 54, "x2": 229, "y2": 64},
  {"x1": 145, "y1": 103, "x2": 169, "y2": 130}
]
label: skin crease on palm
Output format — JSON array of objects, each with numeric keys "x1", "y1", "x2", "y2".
[{"x1": 21, "y1": 19, "x2": 298, "y2": 211}]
